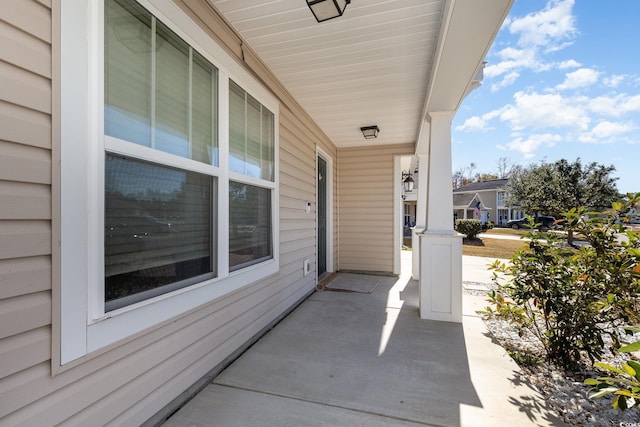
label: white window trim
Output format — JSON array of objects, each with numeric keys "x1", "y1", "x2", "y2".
[{"x1": 60, "y1": 0, "x2": 279, "y2": 364}]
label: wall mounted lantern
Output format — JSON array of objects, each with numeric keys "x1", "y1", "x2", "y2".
[
  {"x1": 307, "y1": 0, "x2": 351, "y2": 23},
  {"x1": 360, "y1": 125, "x2": 379, "y2": 139},
  {"x1": 402, "y1": 171, "x2": 414, "y2": 192}
]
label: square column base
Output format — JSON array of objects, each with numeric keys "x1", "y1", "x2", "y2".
[
  {"x1": 411, "y1": 227, "x2": 424, "y2": 280},
  {"x1": 419, "y1": 232, "x2": 463, "y2": 322}
]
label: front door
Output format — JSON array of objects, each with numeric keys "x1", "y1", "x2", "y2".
[{"x1": 317, "y1": 156, "x2": 327, "y2": 276}]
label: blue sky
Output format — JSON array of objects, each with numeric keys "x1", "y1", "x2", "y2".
[{"x1": 452, "y1": 0, "x2": 639, "y2": 194}]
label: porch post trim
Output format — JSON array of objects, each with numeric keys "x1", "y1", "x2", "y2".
[{"x1": 419, "y1": 110, "x2": 462, "y2": 323}]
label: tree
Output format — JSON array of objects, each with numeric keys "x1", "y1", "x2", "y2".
[
  {"x1": 505, "y1": 159, "x2": 618, "y2": 244},
  {"x1": 495, "y1": 156, "x2": 514, "y2": 178},
  {"x1": 452, "y1": 162, "x2": 477, "y2": 189}
]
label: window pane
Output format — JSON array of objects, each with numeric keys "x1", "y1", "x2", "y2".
[
  {"x1": 228, "y1": 80, "x2": 275, "y2": 181},
  {"x1": 229, "y1": 182, "x2": 272, "y2": 271},
  {"x1": 261, "y1": 106, "x2": 274, "y2": 181},
  {"x1": 245, "y1": 94, "x2": 262, "y2": 178},
  {"x1": 192, "y1": 51, "x2": 218, "y2": 165},
  {"x1": 229, "y1": 80, "x2": 246, "y2": 175},
  {"x1": 155, "y1": 21, "x2": 189, "y2": 157},
  {"x1": 105, "y1": 0, "x2": 152, "y2": 147},
  {"x1": 105, "y1": 0, "x2": 219, "y2": 166},
  {"x1": 105, "y1": 154, "x2": 217, "y2": 311}
]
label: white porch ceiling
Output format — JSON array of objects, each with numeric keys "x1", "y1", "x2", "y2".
[{"x1": 209, "y1": 0, "x2": 512, "y2": 149}]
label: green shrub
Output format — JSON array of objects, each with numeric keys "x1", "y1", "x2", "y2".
[
  {"x1": 455, "y1": 219, "x2": 483, "y2": 239},
  {"x1": 483, "y1": 194, "x2": 640, "y2": 370},
  {"x1": 585, "y1": 332, "x2": 640, "y2": 411}
]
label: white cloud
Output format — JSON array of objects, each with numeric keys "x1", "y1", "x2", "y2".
[
  {"x1": 586, "y1": 94, "x2": 640, "y2": 117},
  {"x1": 509, "y1": 0, "x2": 577, "y2": 50},
  {"x1": 484, "y1": 0, "x2": 578, "y2": 89},
  {"x1": 577, "y1": 120, "x2": 636, "y2": 143},
  {"x1": 490, "y1": 71, "x2": 520, "y2": 92},
  {"x1": 498, "y1": 133, "x2": 562, "y2": 158},
  {"x1": 499, "y1": 91, "x2": 590, "y2": 131},
  {"x1": 455, "y1": 110, "x2": 502, "y2": 132},
  {"x1": 558, "y1": 59, "x2": 581, "y2": 69},
  {"x1": 603, "y1": 74, "x2": 626, "y2": 88},
  {"x1": 619, "y1": 94, "x2": 640, "y2": 113},
  {"x1": 556, "y1": 68, "x2": 600, "y2": 90},
  {"x1": 455, "y1": 116, "x2": 487, "y2": 132}
]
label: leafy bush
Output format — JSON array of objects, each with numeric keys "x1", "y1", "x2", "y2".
[
  {"x1": 483, "y1": 221, "x2": 494, "y2": 231},
  {"x1": 483, "y1": 194, "x2": 640, "y2": 370},
  {"x1": 455, "y1": 219, "x2": 483, "y2": 239},
  {"x1": 585, "y1": 331, "x2": 640, "y2": 411}
]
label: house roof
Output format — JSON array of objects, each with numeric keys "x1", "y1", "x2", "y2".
[
  {"x1": 453, "y1": 178, "x2": 509, "y2": 193},
  {"x1": 210, "y1": 0, "x2": 513, "y2": 149},
  {"x1": 453, "y1": 192, "x2": 489, "y2": 210}
]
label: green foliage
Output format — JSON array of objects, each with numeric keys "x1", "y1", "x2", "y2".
[
  {"x1": 505, "y1": 158, "x2": 618, "y2": 218},
  {"x1": 455, "y1": 219, "x2": 483, "y2": 239},
  {"x1": 483, "y1": 221, "x2": 494, "y2": 231},
  {"x1": 483, "y1": 194, "x2": 640, "y2": 370},
  {"x1": 506, "y1": 347, "x2": 544, "y2": 367},
  {"x1": 585, "y1": 344, "x2": 640, "y2": 411}
]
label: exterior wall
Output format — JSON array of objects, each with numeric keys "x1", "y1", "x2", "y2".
[
  {"x1": 476, "y1": 189, "x2": 497, "y2": 223},
  {"x1": 0, "y1": 1, "x2": 337, "y2": 424},
  {"x1": 338, "y1": 144, "x2": 414, "y2": 273},
  {"x1": 0, "y1": 0, "x2": 55, "y2": 420}
]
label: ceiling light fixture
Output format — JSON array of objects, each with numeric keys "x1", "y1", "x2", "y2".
[
  {"x1": 360, "y1": 125, "x2": 380, "y2": 140},
  {"x1": 306, "y1": 0, "x2": 351, "y2": 23}
]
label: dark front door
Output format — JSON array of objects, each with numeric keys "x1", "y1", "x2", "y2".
[{"x1": 317, "y1": 156, "x2": 327, "y2": 276}]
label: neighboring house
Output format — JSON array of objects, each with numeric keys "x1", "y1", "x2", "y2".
[
  {"x1": 0, "y1": 0, "x2": 512, "y2": 424},
  {"x1": 453, "y1": 178, "x2": 523, "y2": 226},
  {"x1": 453, "y1": 192, "x2": 490, "y2": 224}
]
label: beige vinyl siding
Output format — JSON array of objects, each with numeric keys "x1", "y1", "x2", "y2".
[
  {"x1": 0, "y1": 0, "x2": 54, "y2": 417},
  {"x1": 0, "y1": 0, "x2": 337, "y2": 424},
  {"x1": 338, "y1": 144, "x2": 413, "y2": 273}
]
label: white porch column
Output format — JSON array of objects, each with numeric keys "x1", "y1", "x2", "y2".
[
  {"x1": 411, "y1": 152, "x2": 428, "y2": 280},
  {"x1": 419, "y1": 111, "x2": 462, "y2": 323}
]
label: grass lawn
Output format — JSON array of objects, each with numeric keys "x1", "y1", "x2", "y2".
[
  {"x1": 483, "y1": 227, "x2": 530, "y2": 236},
  {"x1": 462, "y1": 236, "x2": 529, "y2": 259}
]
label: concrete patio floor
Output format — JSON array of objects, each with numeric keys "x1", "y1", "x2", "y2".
[{"x1": 163, "y1": 252, "x2": 565, "y2": 426}]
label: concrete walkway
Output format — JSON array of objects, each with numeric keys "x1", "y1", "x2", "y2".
[{"x1": 163, "y1": 252, "x2": 564, "y2": 426}]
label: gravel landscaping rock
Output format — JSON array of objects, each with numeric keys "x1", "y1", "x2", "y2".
[{"x1": 465, "y1": 283, "x2": 640, "y2": 426}]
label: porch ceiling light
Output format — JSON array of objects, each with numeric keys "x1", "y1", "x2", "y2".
[
  {"x1": 307, "y1": 0, "x2": 351, "y2": 23},
  {"x1": 360, "y1": 125, "x2": 380, "y2": 140}
]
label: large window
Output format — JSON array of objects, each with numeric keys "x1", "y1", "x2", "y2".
[
  {"x1": 104, "y1": 0, "x2": 220, "y2": 310},
  {"x1": 228, "y1": 80, "x2": 275, "y2": 272},
  {"x1": 59, "y1": 0, "x2": 278, "y2": 364}
]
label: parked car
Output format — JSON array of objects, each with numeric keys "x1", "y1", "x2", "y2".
[{"x1": 507, "y1": 216, "x2": 557, "y2": 231}]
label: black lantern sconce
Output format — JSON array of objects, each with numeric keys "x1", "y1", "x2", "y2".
[
  {"x1": 307, "y1": 0, "x2": 351, "y2": 23},
  {"x1": 360, "y1": 125, "x2": 380, "y2": 140},
  {"x1": 402, "y1": 171, "x2": 414, "y2": 193}
]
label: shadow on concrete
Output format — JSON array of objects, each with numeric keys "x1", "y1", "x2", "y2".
[
  {"x1": 207, "y1": 275, "x2": 481, "y2": 426},
  {"x1": 164, "y1": 254, "x2": 562, "y2": 426}
]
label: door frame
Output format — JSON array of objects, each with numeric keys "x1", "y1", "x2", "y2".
[{"x1": 316, "y1": 147, "x2": 334, "y2": 281}]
